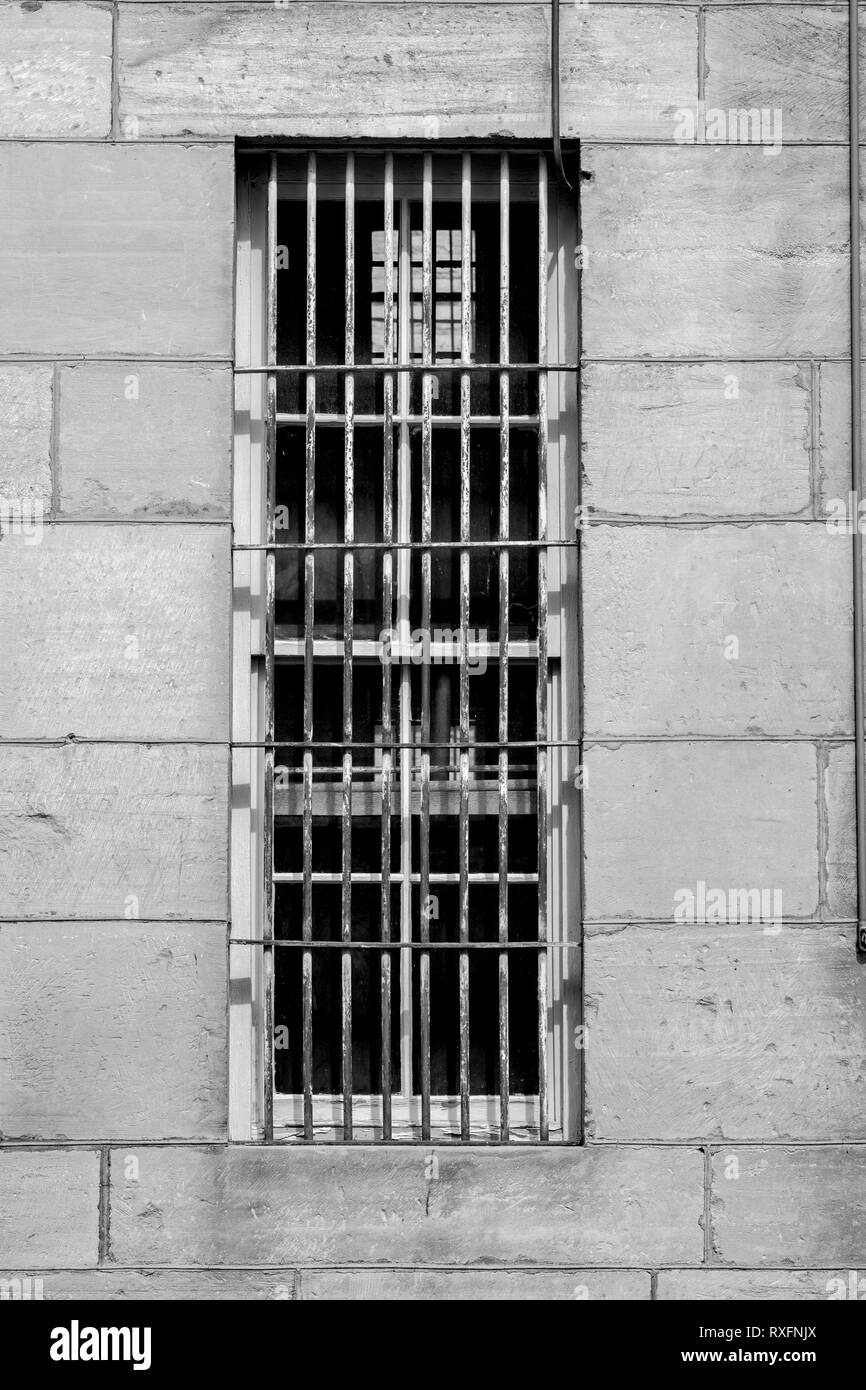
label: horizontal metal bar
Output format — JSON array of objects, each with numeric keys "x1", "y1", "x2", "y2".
[
  {"x1": 231, "y1": 940, "x2": 572, "y2": 950},
  {"x1": 275, "y1": 639, "x2": 538, "y2": 660},
  {"x1": 276, "y1": 413, "x2": 539, "y2": 427},
  {"x1": 235, "y1": 362, "x2": 580, "y2": 375},
  {"x1": 273, "y1": 872, "x2": 539, "y2": 884},
  {"x1": 240, "y1": 738, "x2": 579, "y2": 748},
  {"x1": 233, "y1": 539, "x2": 580, "y2": 550},
  {"x1": 276, "y1": 785, "x2": 537, "y2": 818}
]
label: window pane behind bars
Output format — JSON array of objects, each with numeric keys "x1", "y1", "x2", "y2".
[{"x1": 271, "y1": 153, "x2": 547, "y2": 1116}]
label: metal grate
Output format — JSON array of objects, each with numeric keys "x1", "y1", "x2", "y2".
[{"x1": 236, "y1": 149, "x2": 580, "y2": 1144}]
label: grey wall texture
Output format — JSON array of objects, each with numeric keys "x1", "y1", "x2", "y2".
[{"x1": 0, "y1": 0, "x2": 865, "y2": 1302}]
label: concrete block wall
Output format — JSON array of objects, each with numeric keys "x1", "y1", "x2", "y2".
[{"x1": 0, "y1": 1, "x2": 864, "y2": 1300}]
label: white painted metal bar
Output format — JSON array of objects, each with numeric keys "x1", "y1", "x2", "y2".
[
  {"x1": 275, "y1": 413, "x2": 539, "y2": 427},
  {"x1": 419, "y1": 151, "x2": 434, "y2": 1140},
  {"x1": 537, "y1": 153, "x2": 550, "y2": 1143},
  {"x1": 302, "y1": 151, "x2": 317, "y2": 1140},
  {"x1": 229, "y1": 165, "x2": 258, "y2": 1140},
  {"x1": 458, "y1": 151, "x2": 472, "y2": 1141},
  {"x1": 263, "y1": 153, "x2": 279, "y2": 1145},
  {"x1": 274, "y1": 872, "x2": 539, "y2": 885},
  {"x1": 398, "y1": 185, "x2": 414, "y2": 1102},
  {"x1": 497, "y1": 151, "x2": 511, "y2": 1143},
  {"x1": 380, "y1": 151, "x2": 396, "y2": 1139},
  {"x1": 341, "y1": 152, "x2": 355, "y2": 1141}
]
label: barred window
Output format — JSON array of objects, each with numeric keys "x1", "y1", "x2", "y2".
[{"x1": 233, "y1": 149, "x2": 580, "y2": 1144}]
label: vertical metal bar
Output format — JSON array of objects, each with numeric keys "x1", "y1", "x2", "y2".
[
  {"x1": 398, "y1": 190, "x2": 414, "y2": 1103},
  {"x1": 547, "y1": 174, "x2": 582, "y2": 1143},
  {"x1": 419, "y1": 152, "x2": 434, "y2": 1141},
  {"x1": 263, "y1": 153, "x2": 278, "y2": 1145},
  {"x1": 380, "y1": 153, "x2": 395, "y2": 1138},
  {"x1": 341, "y1": 153, "x2": 355, "y2": 1142},
  {"x1": 302, "y1": 151, "x2": 317, "y2": 1141},
  {"x1": 537, "y1": 153, "x2": 550, "y2": 1142},
  {"x1": 458, "y1": 152, "x2": 472, "y2": 1141},
  {"x1": 497, "y1": 152, "x2": 510, "y2": 1143},
  {"x1": 850, "y1": 0, "x2": 866, "y2": 957}
]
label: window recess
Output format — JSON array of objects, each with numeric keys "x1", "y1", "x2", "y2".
[{"x1": 232, "y1": 148, "x2": 582, "y2": 1145}]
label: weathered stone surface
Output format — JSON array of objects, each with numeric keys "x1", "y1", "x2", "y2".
[
  {"x1": 299, "y1": 1269, "x2": 651, "y2": 1300},
  {"x1": 0, "y1": 924, "x2": 227, "y2": 1141},
  {"x1": 710, "y1": 1146, "x2": 866, "y2": 1265},
  {"x1": 0, "y1": 1, "x2": 112, "y2": 138},
  {"x1": 658, "y1": 1269, "x2": 866, "y2": 1300},
  {"x1": 0, "y1": 144, "x2": 233, "y2": 356},
  {"x1": 0, "y1": 525, "x2": 230, "y2": 740},
  {"x1": 585, "y1": 924, "x2": 866, "y2": 1142},
  {"x1": 559, "y1": 7, "x2": 696, "y2": 141},
  {"x1": 59, "y1": 365, "x2": 232, "y2": 518},
  {"x1": 583, "y1": 743, "x2": 819, "y2": 921},
  {"x1": 117, "y1": 2, "x2": 695, "y2": 141},
  {"x1": 582, "y1": 363, "x2": 814, "y2": 519},
  {"x1": 0, "y1": 744, "x2": 228, "y2": 919},
  {"x1": 705, "y1": 9, "x2": 846, "y2": 144},
  {"x1": 0, "y1": 1269, "x2": 299, "y2": 1300},
  {"x1": 108, "y1": 1145, "x2": 704, "y2": 1265},
  {"x1": 0, "y1": 1150, "x2": 99, "y2": 1267},
  {"x1": 824, "y1": 743, "x2": 856, "y2": 920},
  {"x1": 817, "y1": 362, "x2": 864, "y2": 513},
  {"x1": 582, "y1": 147, "x2": 848, "y2": 358},
  {"x1": 0, "y1": 364, "x2": 52, "y2": 505},
  {"x1": 118, "y1": 1, "x2": 547, "y2": 138},
  {"x1": 582, "y1": 524, "x2": 851, "y2": 736}
]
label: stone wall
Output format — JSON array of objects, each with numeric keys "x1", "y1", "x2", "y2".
[{"x1": 0, "y1": 1, "x2": 863, "y2": 1299}]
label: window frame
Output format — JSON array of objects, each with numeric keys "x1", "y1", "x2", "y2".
[{"x1": 230, "y1": 146, "x2": 582, "y2": 1145}]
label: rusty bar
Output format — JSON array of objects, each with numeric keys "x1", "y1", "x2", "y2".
[
  {"x1": 237, "y1": 539, "x2": 577, "y2": 551},
  {"x1": 302, "y1": 151, "x2": 317, "y2": 1141},
  {"x1": 458, "y1": 151, "x2": 472, "y2": 1142},
  {"x1": 244, "y1": 736, "x2": 577, "y2": 750},
  {"x1": 419, "y1": 150, "x2": 434, "y2": 1141},
  {"x1": 276, "y1": 872, "x2": 538, "y2": 884},
  {"x1": 380, "y1": 152, "x2": 396, "y2": 1140},
  {"x1": 398, "y1": 188, "x2": 414, "y2": 1104},
  {"x1": 263, "y1": 152, "x2": 279, "y2": 1145},
  {"x1": 236, "y1": 940, "x2": 559, "y2": 951},
  {"x1": 537, "y1": 153, "x2": 550, "y2": 1142},
  {"x1": 341, "y1": 152, "x2": 355, "y2": 1143},
  {"x1": 497, "y1": 151, "x2": 510, "y2": 1144},
  {"x1": 277, "y1": 412, "x2": 539, "y2": 426},
  {"x1": 235, "y1": 362, "x2": 580, "y2": 375}
]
